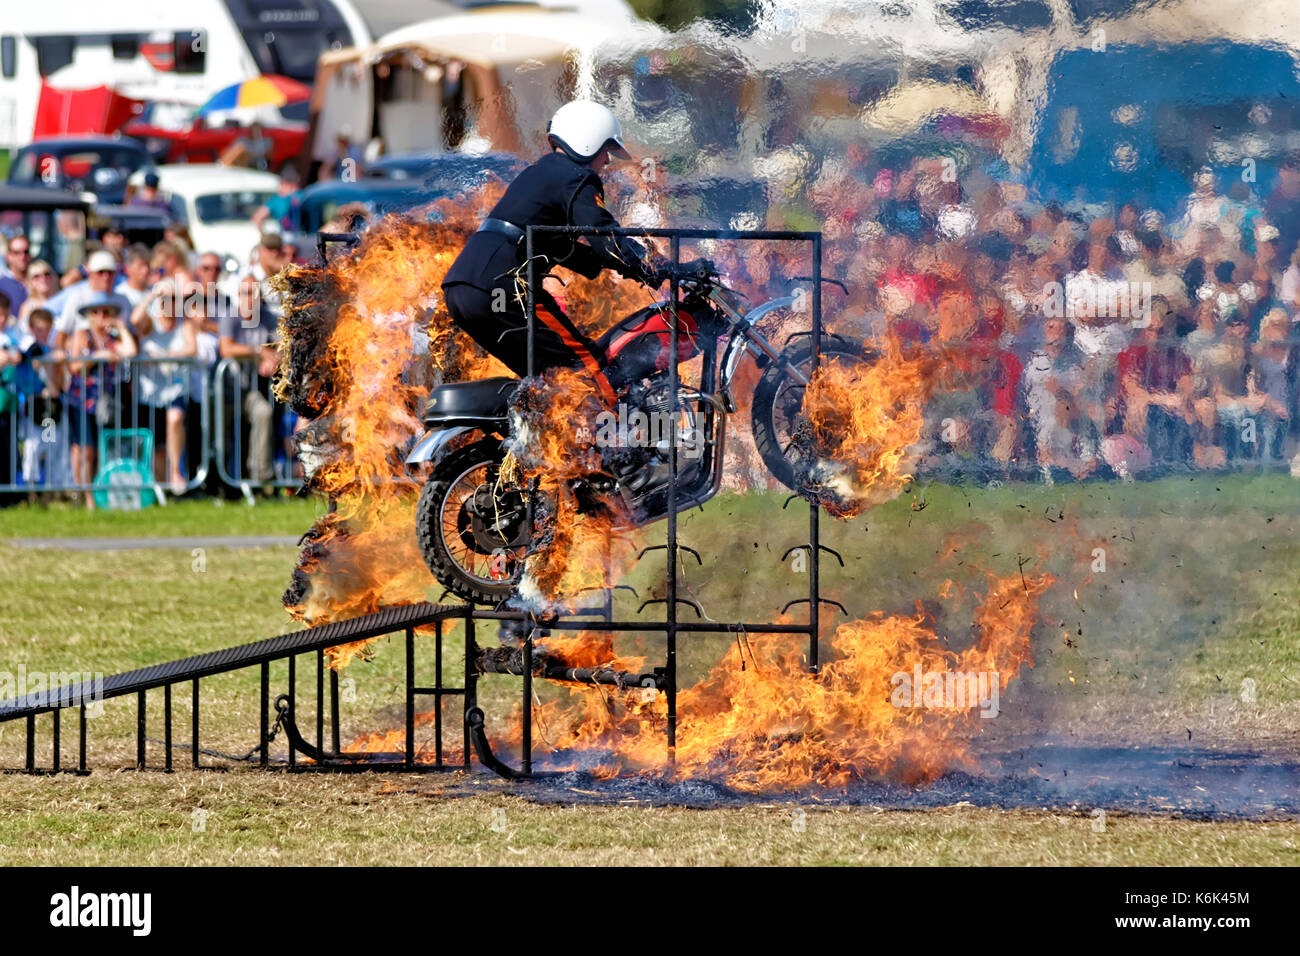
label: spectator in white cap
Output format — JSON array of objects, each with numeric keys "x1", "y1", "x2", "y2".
[
  {"x1": 1282, "y1": 242, "x2": 1300, "y2": 318},
  {"x1": 54, "y1": 251, "x2": 132, "y2": 351},
  {"x1": 1254, "y1": 221, "x2": 1281, "y2": 271},
  {"x1": 67, "y1": 291, "x2": 137, "y2": 509}
]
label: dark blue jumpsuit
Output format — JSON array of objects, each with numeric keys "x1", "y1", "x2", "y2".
[{"x1": 442, "y1": 151, "x2": 656, "y2": 402}]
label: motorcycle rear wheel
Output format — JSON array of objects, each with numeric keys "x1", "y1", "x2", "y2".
[{"x1": 416, "y1": 439, "x2": 529, "y2": 606}]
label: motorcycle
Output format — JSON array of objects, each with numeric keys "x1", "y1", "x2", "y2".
[{"x1": 406, "y1": 260, "x2": 873, "y2": 605}]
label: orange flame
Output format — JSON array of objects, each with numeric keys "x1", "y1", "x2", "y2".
[
  {"x1": 503, "y1": 367, "x2": 641, "y2": 611},
  {"x1": 539, "y1": 632, "x2": 648, "y2": 674},
  {"x1": 801, "y1": 346, "x2": 932, "y2": 517},
  {"x1": 344, "y1": 706, "x2": 464, "y2": 764},
  {"x1": 276, "y1": 194, "x2": 1063, "y2": 790},
  {"x1": 519, "y1": 571, "x2": 1051, "y2": 790},
  {"x1": 278, "y1": 187, "x2": 512, "y2": 665}
]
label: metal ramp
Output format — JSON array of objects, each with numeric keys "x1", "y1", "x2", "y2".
[
  {"x1": 0, "y1": 601, "x2": 670, "y2": 777},
  {"x1": 0, "y1": 603, "x2": 480, "y2": 774}
]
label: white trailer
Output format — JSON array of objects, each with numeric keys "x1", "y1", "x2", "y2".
[{"x1": 0, "y1": 0, "x2": 372, "y2": 154}]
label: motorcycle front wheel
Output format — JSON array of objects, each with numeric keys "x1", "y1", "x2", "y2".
[{"x1": 750, "y1": 334, "x2": 874, "y2": 493}]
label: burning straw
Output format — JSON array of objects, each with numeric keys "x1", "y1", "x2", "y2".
[
  {"x1": 275, "y1": 189, "x2": 510, "y2": 664},
  {"x1": 502, "y1": 368, "x2": 638, "y2": 613}
]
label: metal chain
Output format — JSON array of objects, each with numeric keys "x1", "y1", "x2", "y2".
[{"x1": 145, "y1": 702, "x2": 288, "y2": 764}]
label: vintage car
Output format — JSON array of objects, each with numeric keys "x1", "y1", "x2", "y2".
[{"x1": 7, "y1": 135, "x2": 155, "y2": 206}]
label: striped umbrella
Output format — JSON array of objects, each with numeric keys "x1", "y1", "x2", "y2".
[{"x1": 197, "y1": 75, "x2": 312, "y2": 116}]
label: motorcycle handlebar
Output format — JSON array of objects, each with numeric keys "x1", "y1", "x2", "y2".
[
  {"x1": 661, "y1": 259, "x2": 719, "y2": 284},
  {"x1": 788, "y1": 274, "x2": 849, "y2": 295}
]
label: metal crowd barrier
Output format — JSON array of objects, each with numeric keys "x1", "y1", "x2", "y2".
[
  {"x1": 211, "y1": 357, "x2": 302, "y2": 504},
  {"x1": 0, "y1": 355, "x2": 300, "y2": 503},
  {"x1": 2, "y1": 336, "x2": 1297, "y2": 503},
  {"x1": 0, "y1": 356, "x2": 211, "y2": 503}
]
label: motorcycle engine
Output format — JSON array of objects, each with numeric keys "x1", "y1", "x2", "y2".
[{"x1": 603, "y1": 377, "x2": 705, "y2": 499}]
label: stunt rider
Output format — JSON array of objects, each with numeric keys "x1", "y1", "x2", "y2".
[{"x1": 442, "y1": 100, "x2": 667, "y2": 405}]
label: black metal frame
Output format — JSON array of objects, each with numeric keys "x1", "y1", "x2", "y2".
[
  {"x1": 507, "y1": 226, "x2": 839, "y2": 771},
  {"x1": 0, "y1": 227, "x2": 842, "y2": 778},
  {"x1": 0, "y1": 604, "x2": 477, "y2": 774}
]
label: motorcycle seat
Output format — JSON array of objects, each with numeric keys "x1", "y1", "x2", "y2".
[{"x1": 424, "y1": 377, "x2": 518, "y2": 421}]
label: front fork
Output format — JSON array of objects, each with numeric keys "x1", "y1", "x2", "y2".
[{"x1": 714, "y1": 291, "x2": 811, "y2": 411}]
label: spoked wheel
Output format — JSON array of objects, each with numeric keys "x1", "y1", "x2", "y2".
[
  {"x1": 416, "y1": 439, "x2": 533, "y2": 605},
  {"x1": 750, "y1": 334, "x2": 874, "y2": 492}
]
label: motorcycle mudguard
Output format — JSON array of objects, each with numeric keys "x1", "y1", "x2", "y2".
[
  {"x1": 719, "y1": 293, "x2": 799, "y2": 390},
  {"x1": 405, "y1": 426, "x2": 471, "y2": 468}
]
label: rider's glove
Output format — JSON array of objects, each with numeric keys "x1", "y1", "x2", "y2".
[
  {"x1": 680, "y1": 258, "x2": 717, "y2": 280},
  {"x1": 646, "y1": 258, "x2": 717, "y2": 288},
  {"x1": 642, "y1": 254, "x2": 672, "y2": 288}
]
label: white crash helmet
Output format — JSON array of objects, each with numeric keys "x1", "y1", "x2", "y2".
[{"x1": 547, "y1": 100, "x2": 630, "y2": 163}]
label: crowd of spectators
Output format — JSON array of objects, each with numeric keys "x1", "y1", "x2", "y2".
[
  {"x1": 617, "y1": 153, "x2": 1300, "y2": 484},
  {"x1": 0, "y1": 231, "x2": 298, "y2": 507},
  {"x1": 8, "y1": 139, "x2": 1300, "y2": 505}
]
